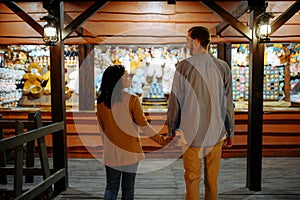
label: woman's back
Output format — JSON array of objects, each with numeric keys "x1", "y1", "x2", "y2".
[{"x1": 97, "y1": 92, "x2": 147, "y2": 167}]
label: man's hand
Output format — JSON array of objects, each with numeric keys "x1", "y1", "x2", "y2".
[{"x1": 223, "y1": 137, "x2": 233, "y2": 148}]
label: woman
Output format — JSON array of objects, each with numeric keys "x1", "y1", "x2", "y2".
[{"x1": 96, "y1": 65, "x2": 171, "y2": 200}]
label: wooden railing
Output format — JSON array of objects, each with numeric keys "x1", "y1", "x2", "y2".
[
  {"x1": 0, "y1": 111, "x2": 65, "y2": 200},
  {"x1": 0, "y1": 112, "x2": 52, "y2": 184}
]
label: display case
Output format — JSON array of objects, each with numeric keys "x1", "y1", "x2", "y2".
[
  {"x1": 232, "y1": 64, "x2": 249, "y2": 101},
  {"x1": 0, "y1": 67, "x2": 24, "y2": 108},
  {"x1": 94, "y1": 45, "x2": 187, "y2": 109},
  {"x1": 1, "y1": 43, "x2": 299, "y2": 109},
  {"x1": 0, "y1": 45, "x2": 80, "y2": 108},
  {"x1": 263, "y1": 65, "x2": 284, "y2": 100},
  {"x1": 94, "y1": 44, "x2": 218, "y2": 108},
  {"x1": 231, "y1": 43, "x2": 299, "y2": 103}
]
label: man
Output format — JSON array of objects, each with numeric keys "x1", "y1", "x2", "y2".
[{"x1": 167, "y1": 26, "x2": 234, "y2": 200}]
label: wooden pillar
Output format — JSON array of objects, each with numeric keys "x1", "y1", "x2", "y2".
[
  {"x1": 284, "y1": 62, "x2": 291, "y2": 102},
  {"x1": 225, "y1": 43, "x2": 232, "y2": 68},
  {"x1": 246, "y1": 1, "x2": 265, "y2": 191},
  {"x1": 217, "y1": 43, "x2": 225, "y2": 59},
  {"x1": 49, "y1": 1, "x2": 68, "y2": 194},
  {"x1": 79, "y1": 44, "x2": 95, "y2": 111},
  {"x1": 217, "y1": 42, "x2": 231, "y2": 67}
]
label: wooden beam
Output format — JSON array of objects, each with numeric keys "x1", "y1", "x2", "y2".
[
  {"x1": 270, "y1": 1, "x2": 300, "y2": 35},
  {"x1": 200, "y1": 0, "x2": 252, "y2": 40},
  {"x1": 3, "y1": 1, "x2": 44, "y2": 36},
  {"x1": 62, "y1": 1, "x2": 109, "y2": 40},
  {"x1": 64, "y1": 12, "x2": 101, "y2": 43},
  {"x1": 5, "y1": 0, "x2": 293, "y2": 2},
  {"x1": 64, "y1": 12, "x2": 83, "y2": 36},
  {"x1": 216, "y1": 1, "x2": 249, "y2": 35},
  {"x1": 43, "y1": 0, "x2": 67, "y2": 13}
]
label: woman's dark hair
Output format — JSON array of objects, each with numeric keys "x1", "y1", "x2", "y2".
[
  {"x1": 188, "y1": 26, "x2": 211, "y2": 49},
  {"x1": 97, "y1": 65, "x2": 125, "y2": 108}
]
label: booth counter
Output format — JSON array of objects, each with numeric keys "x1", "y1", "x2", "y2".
[{"x1": 1, "y1": 106, "x2": 299, "y2": 158}]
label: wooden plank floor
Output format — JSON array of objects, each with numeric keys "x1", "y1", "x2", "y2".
[
  {"x1": 55, "y1": 157, "x2": 300, "y2": 200},
  {"x1": 1, "y1": 157, "x2": 299, "y2": 199}
]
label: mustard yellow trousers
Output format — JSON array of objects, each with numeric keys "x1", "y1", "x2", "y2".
[{"x1": 182, "y1": 141, "x2": 223, "y2": 200}]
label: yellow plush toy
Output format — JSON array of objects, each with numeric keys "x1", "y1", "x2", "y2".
[
  {"x1": 43, "y1": 70, "x2": 51, "y2": 95},
  {"x1": 22, "y1": 62, "x2": 43, "y2": 95},
  {"x1": 42, "y1": 67, "x2": 71, "y2": 99}
]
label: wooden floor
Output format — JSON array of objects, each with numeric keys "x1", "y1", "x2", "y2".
[
  {"x1": 1, "y1": 157, "x2": 299, "y2": 200},
  {"x1": 58, "y1": 157, "x2": 300, "y2": 199}
]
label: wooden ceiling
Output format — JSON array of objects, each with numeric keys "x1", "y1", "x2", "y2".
[{"x1": 0, "y1": 1, "x2": 299, "y2": 45}]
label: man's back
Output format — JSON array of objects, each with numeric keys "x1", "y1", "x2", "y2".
[{"x1": 168, "y1": 52, "x2": 228, "y2": 147}]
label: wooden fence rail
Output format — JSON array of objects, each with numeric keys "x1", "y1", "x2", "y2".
[
  {"x1": 0, "y1": 111, "x2": 65, "y2": 200},
  {"x1": 0, "y1": 112, "x2": 52, "y2": 184},
  {"x1": 0, "y1": 122, "x2": 64, "y2": 152}
]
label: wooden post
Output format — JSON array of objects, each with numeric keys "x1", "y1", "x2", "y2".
[
  {"x1": 0, "y1": 114, "x2": 7, "y2": 184},
  {"x1": 34, "y1": 110, "x2": 53, "y2": 198},
  {"x1": 79, "y1": 44, "x2": 95, "y2": 111},
  {"x1": 14, "y1": 121, "x2": 24, "y2": 197},
  {"x1": 217, "y1": 43, "x2": 225, "y2": 60},
  {"x1": 284, "y1": 62, "x2": 291, "y2": 102},
  {"x1": 225, "y1": 43, "x2": 232, "y2": 68},
  {"x1": 246, "y1": 1, "x2": 265, "y2": 191},
  {"x1": 25, "y1": 112, "x2": 35, "y2": 183},
  {"x1": 217, "y1": 42, "x2": 231, "y2": 67},
  {"x1": 49, "y1": 1, "x2": 68, "y2": 195}
]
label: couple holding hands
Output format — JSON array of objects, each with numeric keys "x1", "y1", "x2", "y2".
[{"x1": 96, "y1": 26, "x2": 234, "y2": 200}]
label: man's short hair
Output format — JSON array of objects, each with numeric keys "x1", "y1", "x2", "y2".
[{"x1": 188, "y1": 26, "x2": 211, "y2": 48}]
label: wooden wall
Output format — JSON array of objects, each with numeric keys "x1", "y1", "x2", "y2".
[
  {"x1": 1, "y1": 109, "x2": 299, "y2": 158},
  {"x1": 0, "y1": 1, "x2": 299, "y2": 45}
]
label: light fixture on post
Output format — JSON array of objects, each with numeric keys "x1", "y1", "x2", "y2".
[
  {"x1": 256, "y1": 12, "x2": 274, "y2": 43},
  {"x1": 41, "y1": 14, "x2": 58, "y2": 46}
]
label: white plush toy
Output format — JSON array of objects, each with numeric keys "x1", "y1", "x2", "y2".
[
  {"x1": 162, "y1": 57, "x2": 176, "y2": 94},
  {"x1": 131, "y1": 68, "x2": 146, "y2": 95},
  {"x1": 94, "y1": 68, "x2": 103, "y2": 94},
  {"x1": 66, "y1": 70, "x2": 79, "y2": 94}
]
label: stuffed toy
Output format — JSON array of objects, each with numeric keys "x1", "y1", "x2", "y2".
[
  {"x1": 66, "y1": 70, "x2": 79, "y2": 94},
  {"x1": 131, "y1": 68, "x2": 146, "y2": 95},
  {"x1": 22, "y1": 62, "x2": 43, "y2": 95},
  {"x1": 162, "y1": 57, "x2": 176, "y2": 94},
  {"x1": 43, "y1": 67, "x2": 70, "y2": 97},
  {"x1": 42, "y1": 70, "x2": 51, "y2": 95}
]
